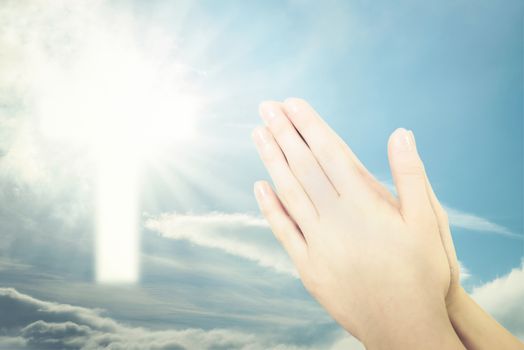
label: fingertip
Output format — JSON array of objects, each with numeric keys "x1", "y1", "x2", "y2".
[
  {"x1": 387, "y1": 128, "x2": 432, "y2": 221},
  {"x1": 252, "y1": 126, "x2": 273, "y2": 149},
  {"x1": 283, "y1": 97, "x2": 306, "y2": 113},
  {"x1": 253, "y1": 180, "x2": 264, "y2": 194},
  {"x1": 254, "y1": 180, "x2": 271, "y2": 203},
  {"x1": 389, "y1": 127, "x2": 405, "y2": 142},
  {"x1": 258, "y1": 101, "x2": 271, "y2": 115},
  {"x1": 259, "y1": 101, "x2": 286, "y2": 126},
  {"x1": 251, "y1": 125, "x2": 264, "y2": 140},
  {"x1": 259, "y1": 100, "x2": 283, "y2": 113},
  {"x1": 388, "y1": 128, "x2": 412, "y2": 152}
]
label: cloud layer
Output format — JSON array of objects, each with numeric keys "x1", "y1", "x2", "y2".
[
  {"x1": 0, "y1": 288, "x2": 363, "y2": 350},
  {"x1": 2, "y1": 261, "x2": 523, "y2": 350}
]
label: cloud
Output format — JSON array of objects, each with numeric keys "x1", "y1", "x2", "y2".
[
  {"x1": 6, "y1": 273, "x2": 523, "y2": 350},
  {"x1": 445, "y1": 207, "x2": 521, "y2": 239},
  {"x1": 0, "y1": 288, "x2": 118, "y2": 332},
  {"x1": 0, "y1": 336, "x2": 27, "y2": 350},
  {"x1": 328, "y1": 336, "x2": 365, "y2": 350},
  {"x1": 145, "y1": 212, "x2": 297, "y2": 277},
  {"x1": 0, "y1": 259, "x2": 31, "y2": 272},
  {"x1": 471, "y1": 262, "x2": 524, "y2": 340},
  {"x1": 459, "y1": 261, "x2": 471, "y2": 281},
  {"x1": 0, "y1": 288, "x2": 363, "y2": 350}
]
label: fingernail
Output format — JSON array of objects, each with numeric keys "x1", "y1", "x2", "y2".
[
  {"x1": 252, "y1": 126, "x2": 271, "y2": 148},
  {"x1": 259, "y1": 102, "x2": 279, "y2": 125},
  {"x1": 284, "y1": 97, "x2": 300, "y2": 113},
  {"x1": 392, "y1": 128, "x2": 413, "y2": 152},
  {"x1": 408, "y1": 130, "x2": 416, "y2": 146},
  {"x1": 254, "y1": 181, "x2": 270, "y2": 201}
]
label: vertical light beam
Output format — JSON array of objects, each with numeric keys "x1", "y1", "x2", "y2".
[{"x1": 96, "y1": 145, "x2": 139, "y2": 283}]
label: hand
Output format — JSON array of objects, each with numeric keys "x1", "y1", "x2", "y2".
[{"x1": 252, "y1": 99, "x2": 464, "y2": 349}]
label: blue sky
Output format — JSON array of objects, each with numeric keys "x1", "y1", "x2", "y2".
[{"x1": 0, "y1": 0, "x2": 522, "y2": 349}]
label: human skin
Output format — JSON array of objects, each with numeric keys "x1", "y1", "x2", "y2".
[
  {"x1": 251, "y1": 98, "x2": 465, "y2": 349},
  {"x1": 447, "y1": 287, "x2": 524, "y2": 350},
  {"x1": 417, "y1": 149, "x2": 524, "y2": 350}
]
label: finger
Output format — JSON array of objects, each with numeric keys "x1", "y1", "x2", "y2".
[
  {"x1": 252, "y1": 126, "x2": 318, "y2": 231},
  {"x1": 282, "y1": 98, "x2": 376, "y2": 201},
  {"x1": 388, "y1": 128, "x2": 434, "y2": 222},
  {"x1": 282, "y1": 98, "x2": 398, "y2": 208},
  {"x1": 424, "y1": 173, "x2": 460, "y2": 287},
  {"x1": 259, "y1": 101, "x2": 339, "y2": 210},
  {"x1": 254, "y1": 180, "x2": 308, "y2": 268}
]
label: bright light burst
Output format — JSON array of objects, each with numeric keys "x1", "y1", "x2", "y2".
[
  {"x1": 30, "y1": 4, "x2": 204, "y2": 283},
  {"x1": 37, "y1": 28, "x2": 200, "y2": 155}
]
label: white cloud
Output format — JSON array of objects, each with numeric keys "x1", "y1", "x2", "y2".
[
  {"x1": 152, "y1": 212, "x2": 269, "y2": 228},
  {"x1": 471, "y1": 262, "x2": 524, "y2": 340},
  {"x1": 459, "y1": 260, "x2": 471, "y2": 281},
  {"x1": 145, "y1": 212, "x2": 298, "y2": 277},
  {"x1": 445, "y1": 207, "x2": 521, "y2": 239},
  {"x1": 0, "y1": 288, "x2": 362, "y2": 350}
]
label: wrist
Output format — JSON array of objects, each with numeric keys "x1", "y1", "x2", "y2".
[
  {"x1": 446, "y1": 286, "x2": 468, "y2": 319},
  {"x1": 443, "y1": 285, "x2": 524, "y2": 349},
  {"x1": 360, "y1": 297, "x2": 465, "y2": 350}
]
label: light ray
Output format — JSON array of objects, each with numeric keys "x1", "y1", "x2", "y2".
[{"x1": 32, "y1": 5, "x2": 205, "y2": 283}]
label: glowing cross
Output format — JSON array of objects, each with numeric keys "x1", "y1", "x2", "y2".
[{"x1": 36, "y1": 36, "x2": 199, "y2": 284}]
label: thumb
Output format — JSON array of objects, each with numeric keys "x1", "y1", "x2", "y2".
[{"x1": 388, "y1": 128, "x2": 433, "y2": 222}]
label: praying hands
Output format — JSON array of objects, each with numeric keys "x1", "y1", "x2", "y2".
[{"x1": 252, "y1": 98, "x2": 524, "y2": 350}]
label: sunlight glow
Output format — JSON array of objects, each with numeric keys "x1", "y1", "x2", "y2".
[{"x1": 36, "y1": 23, "x2": 203, "y2": 284}]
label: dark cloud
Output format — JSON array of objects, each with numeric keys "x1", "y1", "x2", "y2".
[
  {"x1": 0, "y1": 288, "x2": 358, "y2": 350},
  {"x1": 0, "y1": 288, "x2": 118, "y2": 332},
  {"x1": 21, "y1": 321, "x2": 93, "y2": 350}
]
